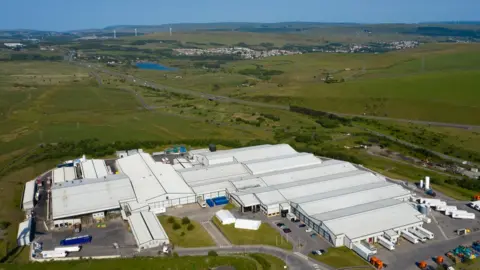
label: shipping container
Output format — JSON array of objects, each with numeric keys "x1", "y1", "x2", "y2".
[
  {"x1": 377, "y1": 235, "x2": 395, "y2": 250},
  {"x1": 206, "y1": 199, "x2": 214, "y2": 207},
  {"x1": 60, "y1": 235, "x2": 92, "y2": 246},
  {"x1": 402, "y1": 230, "x2": 419, "y2": 244},
  {"x1": 54, "y1": 245, "x2": 81, "y2": 252}
]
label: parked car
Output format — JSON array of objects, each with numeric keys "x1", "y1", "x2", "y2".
[
  {"x1": 299, "y1": 224, "x2": 306, "y2": 228},
  {"x1": 280, "y1": 225, "x2": 288, "y2": 229},
  {"x1": 311, "y1": 250, "x2": 323, "y2": 255},
  {"x1": 276, "y1": 223, "x2": 284, "y2": 227},
  {"x1": 310, "y1": 233, "x2": 316, "y2": 238},
  {"x1": 283, "y1": 228, "x2": 292, "y2": 233},
  {"x1": 291, "y1": 218, "x2": 300, "y2": 223},
  {"x1": 306, "y1": 228, "x2": 313, "y2": 233}
]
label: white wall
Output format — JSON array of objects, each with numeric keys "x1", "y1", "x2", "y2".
[
  {"x1": 334, "y1": 234, "x2": 344, "y2": 247},
  {"x1": 267, "y1": 204, "x2": 280, "y2": 215}
]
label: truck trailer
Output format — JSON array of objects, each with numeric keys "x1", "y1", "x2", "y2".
[
  {"x1": 352, "y1": 242, "x2": 374, "y2": 261},
  {"x1": 54, "y1": 245, "x2": 81, "y2": 252},
  {"x1": 41, "y1": 250, "x2": 67, "y2": 258},
  {"x1": 451, "y1": 211, "x2": 475, "y2": 219},
  {"x1": 416, "y1": 227, "x2": 434, "y2": 240},
  {"x1": 402, "y1": 230, "x2": 419, "y2": 244},
  {"x1": 408, "y1": 228, "x2": 427, "y2": 242},
  {"x1": 60, "y1": 235, "x2": 92, "y2": 246},
  {"x1": 377, "y1": 235, "x2": 395, "y2": 250}
]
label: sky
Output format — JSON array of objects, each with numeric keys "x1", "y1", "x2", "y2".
[{"x1": 2, "y1": 0, "x2": 479, "y2": 31}]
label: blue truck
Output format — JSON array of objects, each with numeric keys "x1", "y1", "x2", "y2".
[{"x1": 60, "y1": 235, "x2": 92, "y2": 246}]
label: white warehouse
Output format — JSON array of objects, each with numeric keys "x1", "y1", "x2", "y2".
[{"x1": 46, "y1": 143, "x2": 424, "y2": 249}]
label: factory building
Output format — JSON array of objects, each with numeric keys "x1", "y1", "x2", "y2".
[
  {"x1": 22, "y1": 180, "x2": 36, "y2": 213},
  {"x1": 43, "y1": 143, "x2": 423, "y2": 249},
  {"x1": 127, "y1": 211, "x2": 169, "y2": 251}
]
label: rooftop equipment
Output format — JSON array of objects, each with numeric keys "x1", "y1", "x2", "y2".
[{"x1": 209, "y1": 144, "x2": 217, "y2": 152}]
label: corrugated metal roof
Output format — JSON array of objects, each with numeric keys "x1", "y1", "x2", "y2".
[
  {"x1": 312, "y1": 199, "x2": 403, "y2": 222},
  {"x1": 323, "y1": 203, "x2": 423, "y2": 239},
  {"x1": 199, "y1": 144, "x2": 297, "y2": 165},
  {"x1": 51, "y1": 177, "x2": 135, "y2": 220},
  {"x1": 128, "y1": 212, "x2": 168, "y2": 245},
  {"x1": 233, "y1": 193, "x2": 260, "y2": 207},
  {"x1": 80, "y1": 160, "x2": 108, "y2": 179},
  {"x1": 260, "y1": 159, "x2": 357, "y2": 186},
  {"x1": 296, "y1": 183, "x2": 410, "y2": 216},
  {"x1": 244, "y1": 153, "x2": 322, "y2": 175},
  {"x1": 278, "y1": 170, "x2": 382, "y2": 200},
  {"x1": 231, "y1": 177, "x2": 267, "y2": 190},
  {"x1": 52, "y1": 167, "x2": 76, "y2": 184},
  {"x1": 191, "y1": 181, "x2": 236, "y2": 195},
  {"x1": 255, "y1": 190, "x2": 287, "y2": 206},
  {"x1": 22, "y1": 180, "x2": 36, "y2": 207},
  {"x1": 180, "y1": 163, "x2": 250, "y2": 184}
]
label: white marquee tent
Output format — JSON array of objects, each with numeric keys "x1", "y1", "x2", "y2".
[
  {"x1": 234, "y1": 219, "x2": 261, "y2": 230},
  {"x1": 215, "y1": 210, "x2": 236, "y2": 225}
]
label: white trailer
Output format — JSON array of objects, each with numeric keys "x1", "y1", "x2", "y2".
[
  {"x1": 54, "y1": 245, "x2": 81, "y2": 252},
  {"x1": 421, "y1": 216, "x2": 432, "y2": 223},
  {"x1": 417, "y1": 227, "x2": 434, "y2": 240},
  {"x1": 352, "y1": 242, "x2": 374, "y2": 260},
  {"x1": 384, "y1": 230, "x2": 399, "y2": 244},
  {"x1": 408, "y1": 228, "x2": 427, "y2": 242},
  {"x1": 445, "y1": 206, "x2": 458, "y2": 215},
  {"x1": 41, "y1": 250, "x2": 67, "y2": 258},
  {"x1": 402, "y1": 230, "x2": 419, "y2": 244},
  {"x1": 377, "y1": 235, "x2": 395, "y2": 250},
  {"x1": 435, "y1": 204, "x2": 447, "y2": 211},
  {"x1": 452, "y1": 211, "x2": 475, "y2": 219}
]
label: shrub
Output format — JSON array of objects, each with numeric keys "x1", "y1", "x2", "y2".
[
  {"x1": 180, "y1": 232, "x2": 185, "y2": 236},
  {"x1": 187, "y1": 223, "x2": 195, "y2": 231},
  {"x1": 0, "y1": 221, "x2": 11, "y2": 230},
  {"x1": 208, "y1": 250, "x2": 218, "y2": 257},
  {"x1": 181, "y1": 217, "x2": 190, "y2": 225},
  {"x1": 172, "y1": 222, "x2": 181, "y2": 230},
  {"x1": 173, "y1": 252, "x2": 179, "y2": 257}
]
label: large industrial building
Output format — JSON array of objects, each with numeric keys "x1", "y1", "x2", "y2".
[{"x1": 44, "y1": 143, "x2": 425, "y2": 249}]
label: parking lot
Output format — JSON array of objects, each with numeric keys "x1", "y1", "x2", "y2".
[{"x1": 36, "y1": 218, "x2": 137, "y2": 257}]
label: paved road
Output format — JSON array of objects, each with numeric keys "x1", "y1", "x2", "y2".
[
  {"x1": 201, "y1": 221, "x2": 231, "y2": 247},
  {"x1": 175, "y1": 245, "x2": 332, "y2": 270}
]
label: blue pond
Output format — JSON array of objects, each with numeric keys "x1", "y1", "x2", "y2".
[{"x1": 135, "y1": 62, "x2": 177, "y2": 71}]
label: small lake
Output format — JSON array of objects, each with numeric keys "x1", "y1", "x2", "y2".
[{"x1": 135, "y1": 62, "x2": 177, "y2": 71}]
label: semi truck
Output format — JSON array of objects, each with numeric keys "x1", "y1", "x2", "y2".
[
  {"x1": 60, "y1": 235, "x2": 92, "y2": 246},
  {"x1": 54, "y1": 245, "x2": 81, "y2": 252},
  {"x1": 402, "y1": 230, "x2": 419, "y2": 244},
  {"x1": 377, "y1": 235, "x2": 395, "y2": 250}
]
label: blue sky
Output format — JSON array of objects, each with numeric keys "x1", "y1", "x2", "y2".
[{"x1": 2, "y1": 0, "x2": 479, "y2": 31}]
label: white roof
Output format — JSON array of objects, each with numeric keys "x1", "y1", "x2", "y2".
[
  {"x1": 312, "y1": 199, "x2": 402, "y2": 222},
  {"x1": 255, "y1": 190, "x2": 287, "y2": 206},
  {"x1": 180, "y1": 163, "x2": 250, "y2": 184},
  {"x1": 200, "y1": 144, "x2": 297, "y2": 164},
  {"x1": 80, "y1": 160, "x2": 108, "y2": 179},
  {"x1": 234, "y1": 219, "x2": 261, "y2": 230},
  {"x1": 128, "y1": 212, "x2": 168, "y2": 245},
  {"x1": 323, "y1": 203, "x2": 423, "y2": 239},
  {"x1": 17, "y1": 218, "x2": 31, "y2": 241},
  {"x1": 278, "y1": 170, "x2": 382, "y2": 200},
  {"x1": 22, "y1": 180, "x2": 36, "y2": 207},
  {"x1": 244, "y1": 153, "x2": 322, "y2": 175},
  {"x1": 231, "y1": 177, "x2": 267, "y2": 190},
  {"x1": 52, "y1": 167, "x2": 76, "y2": 184},
  {"x1": 117, "y1": 153, "x2": 193, "y2": 202},
  {"x1": 191, "y1": 180, "x2": 236, "y2": 195},
  {"x1": 51, "y1": 177, "x2": 135, "y2": 219},
  {"x1": 296, "y1": 183, "x2": 410, "y2": 216},
  {"x1": 260, "y1": 159, "x2": 357, "y2": 186},
  {"x1": 233, "y1": 193, "x2": 260, "y2": 207},
  {"x1": 215, "y1": 210, "x2": 236, "y2": 225}
]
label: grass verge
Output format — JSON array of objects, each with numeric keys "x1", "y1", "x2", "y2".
[
  {"x1": 158, "y1": 216, "x2": 215, "y2": 247},
  {"x1": 212, "y1": 216, "x2": 292, "y2": 250},
  {"x1": 1, "y1": 255, "x2": 258, "y2": 270},
  {"x1": 308, "y1": 246, "x2": 370, "y2": 268},
  {"x1": 249, "y1": 253, "x2": 287, "y2": 270}
]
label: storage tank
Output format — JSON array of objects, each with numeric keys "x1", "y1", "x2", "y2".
[
  {"x1": 425, "y1": 176, "x2": 430, "y2": 190},
  {"x1": 417, "y1": 204, "x2": 429, "y2": 215},
  {"x1": 419, "y1": 180, "x2": 424, "y2": 189}
]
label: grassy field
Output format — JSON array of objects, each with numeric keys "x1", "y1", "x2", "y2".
[
  {"x1": 248, "y1": 253, "x2": 287, "y2": 270},
  {"x1": 212, "y1": 217, "x2": 292, "y2": 250},
  {"x1": 158, "y1": 216, "x2": 215, "y2": 247},
  {"x1": 309, "y1": 247, "x2": 370, "y2": 268},
  {"x1": 0, "y1": 256, "x2": 259, "y2": 270}
]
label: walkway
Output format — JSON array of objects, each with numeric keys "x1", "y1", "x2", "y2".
[{"x1": 201, "y1": 221, "x2": 231, "y2": 247}]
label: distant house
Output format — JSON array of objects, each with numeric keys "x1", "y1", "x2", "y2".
[{"x1": 3, "y1": 43, "x2": 24, "y2": 49}]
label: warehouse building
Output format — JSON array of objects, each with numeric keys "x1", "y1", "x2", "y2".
[
  {"x1": 46, "y1": 143, "x2": 423, "y2": 249},
  {"x1": 127, "y1": 211, "x2": 169, "y2": 251},
  {"x1": 22, "y1": 180, "x2": 36, "y2": 213},
  {"x1": 17, "y1": 217, "x2": 33, "y2": 246}
]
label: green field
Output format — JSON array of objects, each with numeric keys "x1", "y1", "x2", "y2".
[
  {"x1": 212, "y1": 217, "x2": 292, "y2": 250},
  {"x1": 158, "y1": 216, "x2": 215, "y2": 247},
  {"x1": 0, "y1": 256, "x2": 259, "y2": 270},
  {"x1": 309, "y1": 247, "x2": 370, "y2": 268}
]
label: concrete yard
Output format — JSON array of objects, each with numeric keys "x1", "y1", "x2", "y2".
[{"x1": 37, "y1": 219, "x2": 137, "y2": 257}]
